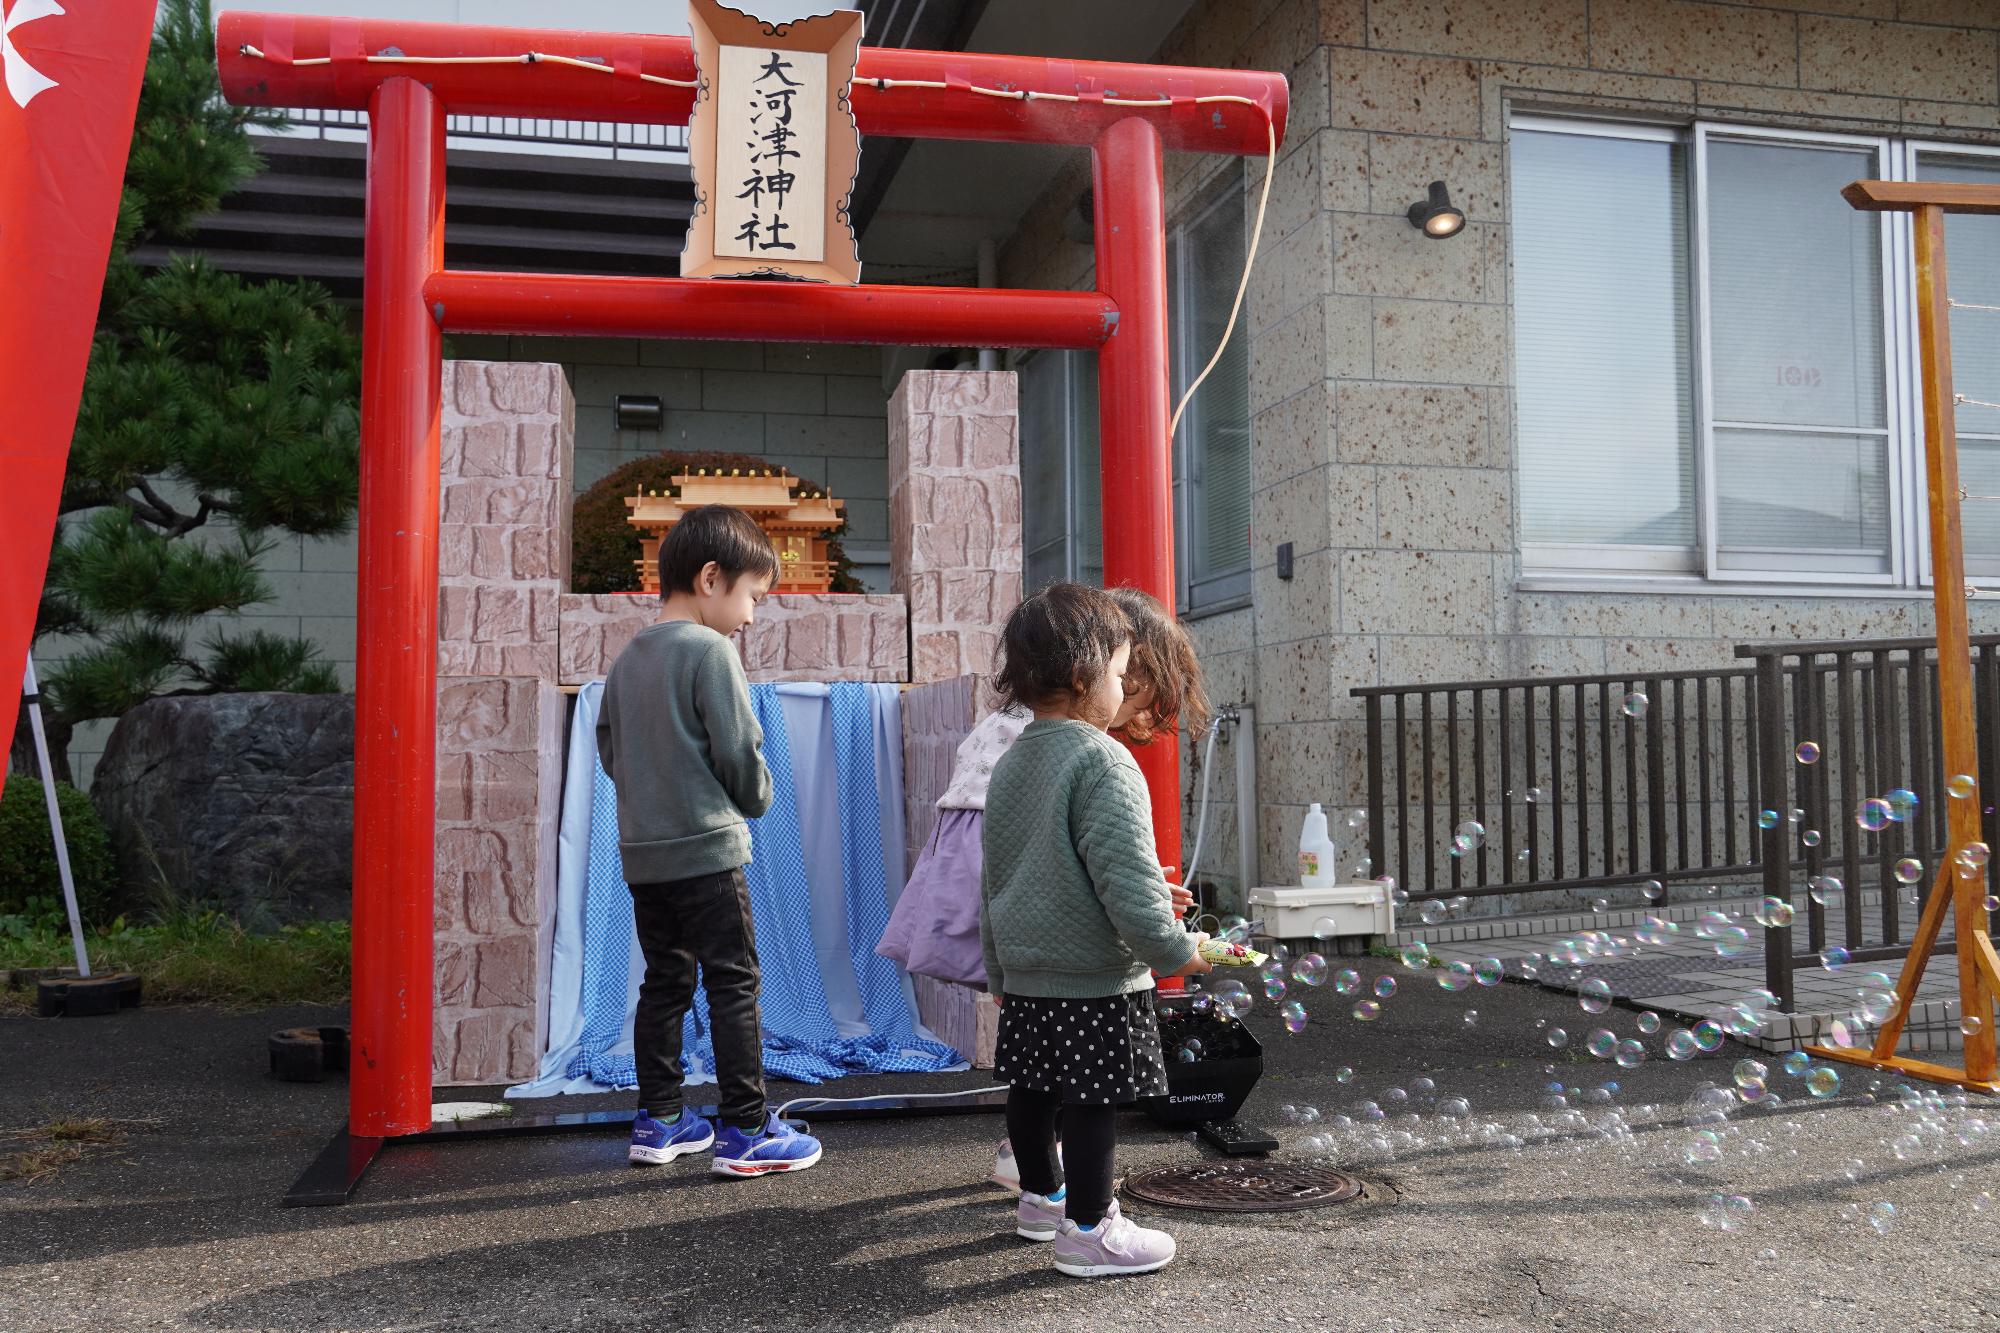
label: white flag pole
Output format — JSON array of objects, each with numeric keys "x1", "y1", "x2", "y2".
[{"x1": 22, "y1": 659, "x2": 89, "y2": 977}]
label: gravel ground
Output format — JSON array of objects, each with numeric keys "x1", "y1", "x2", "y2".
[{"x1": 2, "y1": 962, "x2": 1997, "y2": 1332}]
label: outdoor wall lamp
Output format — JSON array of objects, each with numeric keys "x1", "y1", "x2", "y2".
[
  {"x1": 614, "y1": 394, "x2": 663, "y2": 430},
  {"x1": 1407, "y1": 180, "x2": 1465, "y2": 238}
]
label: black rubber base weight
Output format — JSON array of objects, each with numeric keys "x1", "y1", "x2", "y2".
[{"x1": 34, "y1": 972, "x2": 141, "y2": 1018}]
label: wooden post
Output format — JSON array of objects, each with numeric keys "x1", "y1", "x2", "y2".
[{"x1": 1809, "y1": 181, "x2": 2000, "y2": 1093}]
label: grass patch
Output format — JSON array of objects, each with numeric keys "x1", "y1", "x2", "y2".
[
  {"x1": 0, "y1": 905, "x2": 349, "y2": 1015},
  {"x1": 0, "y1": 1116, "x2": 155, "y2": 1185}
]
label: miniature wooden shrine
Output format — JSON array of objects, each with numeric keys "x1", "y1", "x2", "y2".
[{"x1": 626, "y1": 468, "x2": 846, "y2": 593}]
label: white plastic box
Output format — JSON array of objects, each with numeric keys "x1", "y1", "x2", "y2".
[{"x1": 1246, "y1": 883, "x2": 1395, "y2": 941}]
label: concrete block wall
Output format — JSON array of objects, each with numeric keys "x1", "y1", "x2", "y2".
[{"x1": 998, "y1": 0, "x2": 2000, "y2": 896}]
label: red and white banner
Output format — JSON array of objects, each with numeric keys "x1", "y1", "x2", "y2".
[{"x1": 0, "y1": 0, "x2": 158, "y2": 779}]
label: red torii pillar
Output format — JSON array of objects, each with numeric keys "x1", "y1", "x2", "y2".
[{"x1": 218, "y1": 13, "x2": 1287, "y2": 1143}]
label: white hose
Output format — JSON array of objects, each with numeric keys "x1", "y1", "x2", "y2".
[{"x1": 1182, "y1": 718, "x2": 1225, "y2": 897}]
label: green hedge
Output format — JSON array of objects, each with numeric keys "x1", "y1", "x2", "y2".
[{"x1": 0, "y1": 776, "x2": 117, "y2": 927}]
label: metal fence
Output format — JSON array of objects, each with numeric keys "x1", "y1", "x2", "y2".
[{"x1": 1353, "y1": 637, "x2": 2000, "y2": 1010}]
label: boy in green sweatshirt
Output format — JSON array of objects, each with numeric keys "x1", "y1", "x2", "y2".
[{"x1": 596, "y1": 504, "x2": 822, "y2": 1178}]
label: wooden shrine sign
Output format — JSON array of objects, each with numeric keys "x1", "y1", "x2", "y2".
[{"x1": 683, "y1": 0, "x2": 862, "y2": 284}]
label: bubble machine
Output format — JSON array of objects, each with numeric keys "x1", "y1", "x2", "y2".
[{"x1": 1141, "y1": 1000, "x2": 1277, "y2": 1154}]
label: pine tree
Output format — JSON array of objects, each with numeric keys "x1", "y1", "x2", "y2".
[{"x1": 13, "y1": 0, "x2": 360, "y2": 783}]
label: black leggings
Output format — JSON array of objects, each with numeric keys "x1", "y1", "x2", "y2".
[{"x1": 1005, "y1": 1086, "x2": 1115, "y2": 1227}]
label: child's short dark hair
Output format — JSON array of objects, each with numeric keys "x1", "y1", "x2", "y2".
[
  {"x1": 659, "y1": 504, "x2": 780, "y2": 599},
  {"x1": 1107, "y1": 586, "x2": 1213, "y2": 746},
  {"x1": 992, "y1": 582, "x2": 1132, "y2": 714}
]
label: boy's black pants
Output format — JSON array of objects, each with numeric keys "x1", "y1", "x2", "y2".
[{"x1": 628, "y1": 868, "x2": 767, "y2": 1130}]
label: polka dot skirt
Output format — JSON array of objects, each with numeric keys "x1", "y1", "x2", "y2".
[{"x1": 994, "y1": 991, "x2": 1170, "y2": 1105}]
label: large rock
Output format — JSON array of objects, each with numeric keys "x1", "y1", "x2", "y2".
[{"x1": 91, "y1": 693, "x2": 354, "y2": 923}]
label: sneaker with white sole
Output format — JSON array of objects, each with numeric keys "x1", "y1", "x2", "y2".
[
  {"x1": 1016, "y1": 1188, "x2": 1065, "y2": 1242},
  {"x1": 628, "y1": 1110, "x2": 714, "y2": 1166},
  {"x1": 991, "y1": 1136, "x2": 1064, "y2": 1194},
  {"x1": 711, "y1": 1111, "x2": 823, "y2": 1177},
  {"x1": 1052, "y1": 1199, "x2": 1176, "y2": 1278}
]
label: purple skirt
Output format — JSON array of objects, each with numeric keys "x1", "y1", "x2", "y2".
[{"x1": 876, "y1": 807, "x2": 987, "y2": 988}]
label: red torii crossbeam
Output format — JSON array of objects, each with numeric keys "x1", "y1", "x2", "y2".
[{"x1": 217, "y1": 13, "x2": 1287, "y2": 1156}]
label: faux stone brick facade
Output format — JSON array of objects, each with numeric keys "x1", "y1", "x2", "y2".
[
  {"x1": 557, "y1": 593, "x2": 911, "y2": 686},
  {"x1": 998, "y1": 0, "x2": 2000, "y2": 894},
  {"x1": 888, "y1": 372, "x2": 1025, "y2": 684},
  {"x1": 433, "y1": 675, "x2": 564, "y2": 1086}
]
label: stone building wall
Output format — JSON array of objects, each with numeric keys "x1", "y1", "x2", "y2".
[{"x1": 998, "y1": 0, "x2": 2000, "y2": 896}]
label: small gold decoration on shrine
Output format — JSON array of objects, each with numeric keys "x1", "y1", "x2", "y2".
[{"x1": 626, "y1": 469, "x2": 847, "y2": 594}]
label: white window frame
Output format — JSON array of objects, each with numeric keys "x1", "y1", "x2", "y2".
[
  {"x1": 1169, "y1": 162, "x2": 1254, "y2": 617},
  {"x1": 1908, "y1": 138, "x2": 2000, "y2": 587},
  {"x1": 1512, "y1": 113, "x2": 1935, "y2": 592}
]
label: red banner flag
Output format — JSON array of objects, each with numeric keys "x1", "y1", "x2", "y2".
[{"x1": 0, "y1": 0, "x2": 158, "y2": 780}]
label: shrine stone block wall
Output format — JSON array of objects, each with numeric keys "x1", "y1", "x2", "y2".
[
  {"x1": 888, "y1": 371, "x2": 1023, "y2": 684},
  {"x1": 431, "y1": 360, "x2": 1022, "y2": 1086}
]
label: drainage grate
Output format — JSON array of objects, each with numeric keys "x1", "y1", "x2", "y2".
[{"x1": 1123, "y1": 1161, "x2": 1364, "y2": 1213}]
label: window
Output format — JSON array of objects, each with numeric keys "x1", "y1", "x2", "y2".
[
  {"x1": 1016, "y1": 349, "x2": 1101, "y2": 591},
  {"x1": 1919, "y1": 147, "x2": 2000, "y2": 581},
  {"x1": 1169, "y1": 164, "x2": 1253, "y2": 611},
  {"x1": 1013, "y1": 167, "x2": 1252, "y2": 612},
  {"x1": 1513, "y1": 117, "x2": 1911, "y2": 586}
]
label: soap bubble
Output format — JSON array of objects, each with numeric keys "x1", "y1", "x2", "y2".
[
  {"x1": 1335, "y1": 1066, "x2": 1354, "y2": 1084},
  {"x1": 1868, "y1": 1201, "x2": 1897, "y2": 1235},
  {"x1": 1950, "y1": 773, "x2": 1977, "y2": 800},
  {"x1": 1886, "y1": 788, "x2": 1919, "y2": 822},
  {"x1": 1801, "y1": 829, "x2": 1822, "y2": 848},
  {"x1": 1280, "y1": 1001, "x2": 1308, "y2": 1034},
  {"x1": 1463, "y1": 1008, "x2": 1479, "y2": 1026},
  {"x1": 1825, "y1": 1018, "x2": 1856, "y2": 1048},
  {"x1": 1615, "y1": 1039, "x2": 1646, "y2": 1069},
  {"x1": 1213, "y1": 979, "x2": 1254, "y2": 1019},
  {"x1": 1526, "y1": 786, "x2": 1548, "y2": 804},
  {"x1": 1686, "y1": 1131, "x2": 1723, "y2": 1164},
  {"x1": 1515, "y1": 846, "x2": 1533, "y2": 864},
  {"x1": 1962, "y1": 1014, "x2": 1986, "y2": 1038},
  {"x1": 1643, "y1": 879, "x2": 1666, "y2": 901},
  {"x1": 1805, "y1": 1067, "x2": 1840, "y2": 1098},
  {"x1": 1893, "y1": 857, "x2": 1923, "y2": 885},
  {"x1": 1437, "y1": 961, "x2": 1475, "y2": 992},
  {"x1": 1398, "y1": 942, "x2": 1433, "y2": 970},
  {"x1": 1352, "y1": 1000, "x2": 1381, "y2": 1022},
  {"x1": 1586, "y1": 1028, "x2": 1618, "y2": 1059},
  {"x1": 1782, "y1": 1050, "x2": 1811, "y2": 1077},
  {"x1": 1809, "y1": 874, "x2": 1843, "y2": 906},
  {"x1": 1579, "y1": 978, "x2": 1613, "y2": 1014},
  {"x1": 1637, "y1": 1011, "x2": 1662, "y2": 1035},
  {"x1": 1621, "y1": 691, "x2": 1649, "y2": 719},
  {"x1": 1733, "y1": 1058, "x2": 1768, "y2": 1088},
  {"x1": 1419, "y1": 901, "x2": 1448, "y2": 924},
  {"x1": 1820, "y1": 946, "x2": 1851, "y2": 973},
  {"x1": 1697, "y1": 1191, "x2": 1753, "y2": 1230},
  {"x1": 1374, "y1": 975, "x2": 1398, "y2": 999},
  {"x1": 1957, "y1": 842, "x2": 1991, "y2": 872},
  {"x1": 1263, "y1": 975, "x2": 1289, "y2": 1001},
  {"x1": 1474, "y1": 957, "x2": 1505, "y2": 987},
  {"x1": 1692, "y1": 1020, "x2": 1725, "y2": 1052},
  {"x1": 1292, "y1": 954, "x2": 1328, "y2": 987},
  {"x1": 1858, "y1": 989, "x2": 1897, "y2": 1023},
  {"x1": 1344, "y1": 808, "x2": 1369, "y2": 831},
  {"x1": 1333, "y1": 967, "x2": 1361, "y2": 994},
  {"x1": 1176, "y1": 1047, "x2": 1197, "y2": 1063},
  {"x1": 1590, "y1": 897, "x2": 1609, "y2": 913},
  {"x1": 1456, "y1": 819, "x2": 1486, "y2": 849},
  {"x1": 1755, "y1": 897, "x2": 1795, "y2": 928},
  {"x1": 1546, "y1": 1027, "x2": 1569, "y2": 1049},
  {"x1": 1856, "y1": 798, "x2": 1893, "y2": 833},
  {"x1": 1795, "y1": 741, "x2": 1821, "y2": 764},
  {"x1": 1687, "y1": 1086, "x2": 1735, "y2": 1125},
  {"x1": 1714, "y1": 925, "x2": 1754, "y2": 958},
  {"x1": 1758, "y1": 809, "x2": 1780, "y2": 830},
  {"x1": 1439, "y1": 1096, "x2": 1470, "y2": 1118},
  {"x1": 1311, "y1": 916, "x2": 1342, "y2": 940}
]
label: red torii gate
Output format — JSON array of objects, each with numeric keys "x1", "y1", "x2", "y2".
[{"x1": 216, "y1": 12, "x2": 1287, "y2": 1149}]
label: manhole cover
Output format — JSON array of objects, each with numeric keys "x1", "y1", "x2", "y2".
[{"x1": 1124, "y1": 1161, "x2": 1364, "y2": 1213}]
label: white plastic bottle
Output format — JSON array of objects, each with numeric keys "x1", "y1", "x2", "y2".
[{"x1": 1298, "y1": 803, "x2": 1337, "y2": 888}]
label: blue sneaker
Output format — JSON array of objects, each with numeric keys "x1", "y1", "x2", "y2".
[
  {"x1": 628, "y1": 1110, "x2": 715, "y2": 1166},
  {"x1": 710, "y1": 1112, "x2": 823, "y2": 1177}
]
